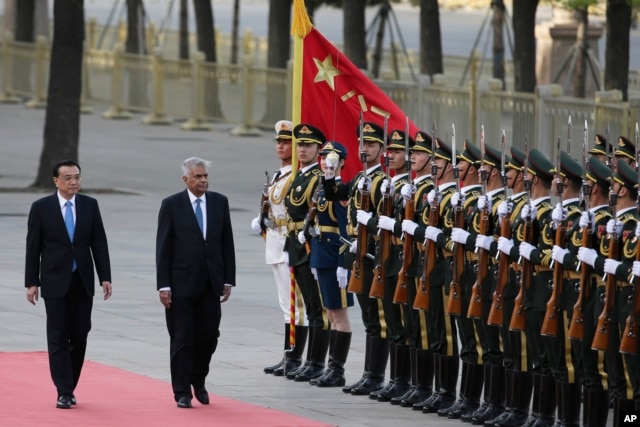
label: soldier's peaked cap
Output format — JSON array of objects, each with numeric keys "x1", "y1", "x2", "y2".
[
  {"x1": 527, "y1": 149, "x2": 555, "y2": 181},
  {"x1": 586, "y1": 157, "x2": 611, "y2": 189},
  {"x1": 387, "y1": 130, "x2": 415, "y2": 150},
  {"x1": 507, "y1": 146, "x2": 525, "y2": 171},
  {"x1": 320, "y1": 141, "x2": 348, "y2": 160},
  {"x1": 613, "y1": 158, "x2": 637, "y2": 190},
  {"x1": 458, "y1": 139, "x2": 481, "y2": 164},
  {"x1": 411, "y1": 131, "x2": 432, "y2": 153},
  {"x1": 274, "y1": 120, "x2": 293, "y2": 140},
  {"x1": 615, "y1": 135, "x2": 635, "y2": 161},
  {"x1": 356, "y1": 122, "x2": 385, "y2": 144},
  {"x1": 433, "y1": 138, "x2": 452, "y2": 161},
  {"x1": 483, "y1": 143, "x2": 508, "y2": 169},
  {"x1": 294, "y1": 123, "x2": 325, "y2": 145},
  {"x1": 589, "y1": 134, "x2": 611, "y2": 156},
  {"x1": 552, "y1": 151, "x2": 583, "y2": 183}
]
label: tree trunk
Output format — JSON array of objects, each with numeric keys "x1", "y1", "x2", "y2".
[
  {"x1": 419, "y1": 0, "x2": 443, "y2": 79},
  {"x1": 343, "y1": 0, "x2": 367, "y2": 70},
  {"x1": 126, "y1": 0, "x2": 148, "y2": 108},
  {"x1": 179, "y1": 0, "x2": 189, "y2": 60},
  {"x1": 262, "y1": 0, "x2": 292, "y2": 124},
  {"x1": 230, "y1": 0, "x2": 240, "y2": 65},
  {"x1": 15, "y1": 0, "x2": 35, "y2": 42},
  {"x1": 371, "y1": 1, "x2": 389, "y2": 79},
  {"x1": 33, "y1": 0, "x2": 84, "y2": 188},
  {"x1": 192, "y1": 0, "x2": 221, "y2": 119},
  {"x1": 605, "y1": 0, "x2": 631, "y2": 100},
  {"x1": 573, "y1": 7, "x2": 588, "y2": 98},
  {"x1": 512, "y1": 0, "x2": 538, "y2": 93},
  {"x1": 492, "y1": 0, "x2": 505, "y2": 90}
]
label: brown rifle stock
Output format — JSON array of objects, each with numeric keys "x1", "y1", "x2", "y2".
[
  {"x1": 541, "y1": 219, "x2": 567, "y2": 337},
  {"x1": 591, "y1": 236, "x2": 619, "y2": 351},
  {"x1": 620, "y1": 246, "x2": 640, "y2": 354},
  {"x1": 301, "y1": 186, "x2": 320, "y2": 254},
  {"x1": 487, "y1": 214, "x2": 512, "y2": 326},
  {"x1": 468, "y1": 202, "x2": 491, "y2": 319},
  {"x1": 568, "y1": 225, "x2": 592, "y2": 340},
  {"x1": 371, "y1": 193, "x2": 392, "y2": 299},
  {"x1": 447, "y1": 202, "x2": 465, "y2": 315},
  {"x1": 509, "y1": 217, "x2": 534, "y2": 332},
  {"x1": 414, "y1": 199, "x2": 440, "y2": 310},
  {"x1": 348, "y1": 185, "x2": 370, "y2": 294},
  {"x1": 394, "y1": 198, "x2": 415, "y2": 304}
]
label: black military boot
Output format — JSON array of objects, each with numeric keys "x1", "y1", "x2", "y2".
[
  {"x1": 494, "y1": 370, "x2": 533, "y2": 427},
  {"x1": 377, "y1": 344, "x2": 411, "y2": 402},
  {"x1": 614, "y1": 398, "x2": 637, "y2": 427},
  {"x1": 351, "y1": 336, "x2": 388, "y2": 395},
  {"x1": 422, "y1": 355, "x2": 458, "y2": 413},
  {"x1": 413, "y1": 352, "x2": 440, "y2": 410},
  {"x1": 294, "y1": 327, "x2": 330, "y2": 382},
  {"x1": 556, "y1": 381, "x2": 580, "y2": 427},
  {"x1": 264, "y1": 324, "x2": 290, "y2": 374},
  {"x1": 448, "y1": 361, "x2": 483, "y2": 419},
  {"x1": 584, "y1": 388, "x2": 609, "y2": 427},
  {"x1": 310, "y1": 329, "x2": 336, "y2": 385},
  {"x1": 531, "y1": 374, "x2": 556, "y2": 427},
  {"x1": 315, "y1": 331, "x2": 351, "y2": 387},
  {"x1": 521, "y1": 373, "x2": 542, "y2": 427},
  {"x1": 398, "y1": 348, "x2": 434, "y2": 407},
  {"x1": 391, "y1": 346, "x2": 418, "y2": 406},
  {"x1": 370, "y1": 342, "x2": 396, "y2": 400},
  {"x1": 483, "y1": 368, "x2": 514, "y2": 426},
  {"x1": 285, "y1": 326, "x2": 313, "y2": 379},
  {"x1": 343, "y1": 334, "x2": 371, "y2": 393},
  {"x1": 463, "y1": 363, "x2": 493, "y2": 423},
  {"x1": 273, "y1": 325, "x2": 307, "y2": 376},
  {"x1": 438, "y1": 360, "x2": 469, "y2": 417}
]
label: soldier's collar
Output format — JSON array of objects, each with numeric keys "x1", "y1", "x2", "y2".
[
  {"x1": 366, "y1": 164, "x2": 382, "y2": 174},
  {"x1": 392, "y1": 173, "x2": 408, "y2": 183},
  {"x1": 510, "y1": 191, "x2": 526, "y2": 200},
  {"x1": 562, "y1": 197, "x2": 579, "y2": 207},
  {"x1": 413, "y1": 174, "x2": 431, "y2": 184},
  {"x1": 298, "y1": 163, "x2": 318, "y2": 174},
  {"x1": 461, "y1": 184, "x2": 481, "y2": 194},
  {"x1": 617, "y1": 206, "x2": 635, "y2": 217},
  {"x1": 438, "y1": 182, "x2": 456, "y2": 191},
  {"x1": 487, "y1": 187, "x2": 504, "y2": 197},
  {"x1": 589, "y1": 204, "x2": 609, "y2": 213},
  {"x1": 531, "y1": 196, "x2": 550, "y2": 207}
]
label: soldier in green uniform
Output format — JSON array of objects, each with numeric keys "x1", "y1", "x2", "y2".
[
  {"x1": 589, "y1": 134, "x2": 611, "y2": 164},
  {"x1": 284, "y1": 124, "x2": 330, "y2": 382},
  {"x1": 614, "y1": 136, "x2": 636, "y2": 167},
  {"x1": 323, "y1": 122, "x2": 388, "y2": 396}
]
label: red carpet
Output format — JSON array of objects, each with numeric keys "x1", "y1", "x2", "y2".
[{"x1": 0, "y1": 352, "x2": 332, "y2": 427}]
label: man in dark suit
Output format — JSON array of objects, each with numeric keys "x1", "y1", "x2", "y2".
[
  {"x1": 156, "y1": 157, "x2": 236, "y2": 408},
  {"x1": 25, "y1": 159, "x2": 112, "y2": 409}
]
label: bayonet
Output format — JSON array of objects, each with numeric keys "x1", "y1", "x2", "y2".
[
  {"x1": 452, "y1": 124, "x2": 459, "y2": 195},
  {"x1": 568, "y1": 115, "x2": 572, "y2": 155},
  {"x1": 405, "y1": 116, "x2": 412, "y2": 182}
]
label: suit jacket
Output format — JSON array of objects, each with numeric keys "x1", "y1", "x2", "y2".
[
  {"x1": 25, "y1": 193, "x2": 111, "y2": 298},
  {"x1": 156, "y1": 189, "x2": 236, "y2": 298}
]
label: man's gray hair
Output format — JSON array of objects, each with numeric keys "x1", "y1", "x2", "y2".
[{"x1": 182, "y1": 157, "x2": 212, "y2": 177}]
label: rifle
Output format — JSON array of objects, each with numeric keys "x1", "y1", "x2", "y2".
[
  {"x1": 414, "y1": 123, "x2": 440, "y2": 311},
  {"x1": 348, "y1": 113, "x2": 370, "y2": 294},
  {"x1": 509, "y1": 138, "x2": 533, "y2": 332},
  {"x1": 447, "y1": 124, "x2": 464, "y2": 315},
  {"x1": 568, "y1": 120, "x2": 592, "y2": 340},
  {"x1": 487, "y1": 132, "x2": 510, "y2": 326},
  {"x1": 592, "y1": 124, "x2": 617, "y2": 351},
  {"x1": 620, "y1": 122, "x2": 640, "y2": 354},
  {"x1": 371, "y1": 115, "x2": 391, "y2": 299},
  {"x1": 258, "y1": 170, "x2": 272, "y2": 237},
  {"x1": 541, "y1": 131, "x2": 569, "y2": 336},
  {"x1": 394, "y1": 117, "x2": 413, "y2": 305},
  {"x1": 301, "y1": 184, "x2": 322, "y2": 254}
]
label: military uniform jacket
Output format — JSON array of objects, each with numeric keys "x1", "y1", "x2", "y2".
[
  {"x1": 265, "y1": 165, "x2": 293, "y2": 265},
  {"x1": 553, "y1": 198, "x2": 583, "y2": 308},
  {"x1": 605, "y1": 207, "x2": 640, "y2": 284},
  {"x1": 310, "y1": 179, "x2": 349, "y2": 270},
  {"x1": 407, "y1": 174, "x2": 435, "y2": 278},
  {"x1": 497, "y1": 191, "x2": 528, "y2": 299},
  {"x1": 284, "y1": 164, "x2": 323, "y2": 266}
]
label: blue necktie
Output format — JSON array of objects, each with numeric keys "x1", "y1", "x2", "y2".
[
  {"x1": 195, "y1": 199, "x2": 204, "y2": 235},
  {"x1": 64, "y1": 201, "x2": 77, "y2": 271}
]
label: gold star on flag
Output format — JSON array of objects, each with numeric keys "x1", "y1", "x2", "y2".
[{"x1": 313, "y1": 55, "x2": 341, "y2": 90}]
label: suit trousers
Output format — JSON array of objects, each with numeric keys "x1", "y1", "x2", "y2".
[
  {"x1": 165, "y1": 286, "x2": 221, "y2": 400},
  {"x1": 44, "y1": 271, "x2": 93, "y2": 396}
]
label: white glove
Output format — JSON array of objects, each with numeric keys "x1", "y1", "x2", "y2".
[
  {"x1": 577, "y1": 247, "x2": 598, "y2": 267},
  {"x1": 636, "y1": 222, "x2": 640, "y2": 238},
  {"x1": 521, "y1": 203, "x2": 537, "y2": 221},
  {"x1": 425, "y1": 226, "x2": 442, "y2": 242},
  {"x1": 497, "y1": 200, "x2": 510, "y2": 219},
  {"x1": 349, "y1": 239, "x2": 357, "y2": 253},
  {"x1": 551, "y1": 245, "x2": 569, "y2": 265},
  {"x1": 400, "y1": 184, "x2": 416, "y2": 201},
  {"x1": 357, "y1": 176, "x2": 372, "y2": 192},
  {"x1": 337, "y1": 267, "x2": 348, "y2": 288},
  {"x1": 497, "y1": 236, "x2": 514, "y2": 255},
  {"x1": 451, "y1": 227, "x2": 470, "y2": 245},
  {"x1": 603, "y1": 259, "x2": 622, "y2": 276},
  {"x1": 356, "y1": 209, "x2": 372, "y2": 226},
  {"x1": 519, "y1": 242, "x2": 536, "y2": 261},
  {"x1": 477, "y1": 195, "x2": 491, "y2": 212},
  {"x1": 324, "y1": 155, "x2": 338, "y2": 179},
  {"x1": 297, "y1": 231, "x2": 306, "y2": 244},
  {"x1": 475, "y1": 234, "x2": 493, "y2": 251},
  {"x1": 380, "y1": 179, "x2": 395, "y2": 196},
  {"x1": 250, "y1": 216, "x2": 262, "y2": 233},
  {"x1": 311, "y1": 267, "x2": 318, "y2": 280},
  {"x1": 579, "y1": 211, "x2": 595, "y2": 232},
  {"x1": 551, "y1": 203, "x2": 567, "y2": 228},
  {"x1": 451, "y1": 191, "x2": 465, "y2": 207},
  {"x1": 632, "y1": 260, "x2": 640, "y2": 278},
  {"x1": 378, "y1": 215, "x2": 396, "y2": 231},
  {"x1": 606, "y1": 219, "x2": 623, "y2": 236},
  {"x1": 402, "y1": 220, "x2": 419, "y2": 236},
  {"x1": 427, "y1": 190, "x2": 437, "y2": 205}
]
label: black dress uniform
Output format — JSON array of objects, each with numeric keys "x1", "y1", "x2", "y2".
[
  {"x1": 284, "y1": 124, "x2": 330, "y2": 382},
  {"x1": 322, "y1": 122, "x2": 387, "y2": 395}
]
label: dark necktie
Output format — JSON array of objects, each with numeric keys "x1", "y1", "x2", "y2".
[
  {"x1": 64, "y1": 201, "x2": 77, "y2": 271},
  {"x1": 195, "y1": 199, "x2": 204, "y2": 235}
]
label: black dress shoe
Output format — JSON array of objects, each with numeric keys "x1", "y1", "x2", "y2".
[
  {"x1": 69, "y1": 394, "x2": 77, "y2": 405},
  {"x1": 194, "y1": 388, "x2": 210, "y2": 405},
  {"x1": 177, "y1": 396, "x2": 192, "y2": 408},
  {"x1": 56, "y1": 395, "x2": 71, "y2": 409}
]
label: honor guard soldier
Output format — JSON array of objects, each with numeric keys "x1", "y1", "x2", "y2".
[
  {"x1": 323, "y1": 121, "x2": 388, "y2": 395},
  {"x1": 440, "y1": 138, "x2": 484, "y2": 419},
  {"x1": 568, "y1": 157, "x2": 612, "y2": 427},
  {"x1": 546, "y1": 151, "x2": 585, "y2": 426},
  {"x1": 284, "y1": 124, "x2": 330, "y2": 382},
  {"x1": 614, "y1": 136, "x2": 636, "y2": 167},
  {"x1": 409, "y1": 137, "x2": 461, "y2": 414},
  {"x1": 251, "y1": 120, "x2": 308, "y2": 376},
  {"x1": 301, "y1": 141, "x2": 355, "y2": 388},
  {"x1": 589, "y1": 134, "x2": 611, "y2": 164}
]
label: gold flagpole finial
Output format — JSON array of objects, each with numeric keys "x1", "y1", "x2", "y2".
[{"x1": 291, "y1": 0, "x2": 313, "y2": 38}]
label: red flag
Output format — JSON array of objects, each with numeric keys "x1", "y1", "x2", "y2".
[{"x1": 291, "y1": 0, "x2": 418, "y2": 180}]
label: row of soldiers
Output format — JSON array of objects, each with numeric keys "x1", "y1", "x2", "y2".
[{"x1": 253, "y1": 118, "x2": 640, "y2": 427}]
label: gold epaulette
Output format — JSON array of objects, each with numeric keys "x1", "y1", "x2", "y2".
[{"x1": 536, "y1": 200, "x2": 553, "y2": 220}]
